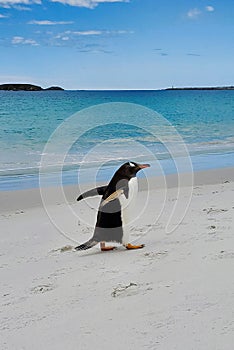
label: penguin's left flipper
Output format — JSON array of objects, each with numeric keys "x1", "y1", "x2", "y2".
[
  {"x1": 77, "y1": 185, "x2": 107, "y2": 201},
  {"x1": 125, "y1": 243, "x2": 145, "y2": 250}
]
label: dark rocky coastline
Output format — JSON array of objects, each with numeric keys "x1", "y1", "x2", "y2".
[{"x1": 0, "y1": 84, "x2": 64, "y2": 91}]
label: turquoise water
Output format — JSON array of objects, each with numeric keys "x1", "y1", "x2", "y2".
[{"x1": 0, "y1": 90, "x2": 234, "y2": 190}]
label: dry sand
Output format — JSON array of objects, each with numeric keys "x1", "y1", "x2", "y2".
[{"x1": 1, "y1": 167, "x2": 234, "y2": 350}]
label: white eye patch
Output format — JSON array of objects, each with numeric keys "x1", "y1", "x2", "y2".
[{"x1": 129, "y1": 162, "x2": 135, "y2": 167}]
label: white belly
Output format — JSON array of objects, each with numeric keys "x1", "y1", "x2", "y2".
[{"x1": 119, "y1": 177, "x2": 138, "y2": 244}]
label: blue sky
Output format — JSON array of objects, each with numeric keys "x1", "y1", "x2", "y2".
[{"x1": 0, "y1": 0, "x2": 233, "y2": 89}]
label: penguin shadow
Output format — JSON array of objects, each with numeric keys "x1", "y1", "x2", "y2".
[
  {"x1": 49, "y1": 245, "x2": 126, "y2": 257},
  {"x1": 74, "y1": 245, "x2": 142, "y2": 257}
]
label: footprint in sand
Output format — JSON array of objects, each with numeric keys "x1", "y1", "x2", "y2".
[
  {"x1": 111, "y1": 282, "x2": 138, "y2": 298},
  {"x1": 203, "y1": 208, "x2": 228, "y2": 214},
  {"x1": 143, "y1": 251, "x2": 168, "y2": 261},
  {"x1": 31, "y1": 284, "x2": 55, "y2": 294},
  {"x1": 49, "y1": 245, "x2": 74, "y2": 254},
  {"x1": 111, "y1": 282, "x2": 153, "y2": 298},
  {"x1": 207, "y1": 250, "x2": 234, "y2": 261},
  {"x1": 217, "y1": 250, "x2": 234, "y2": 259},
  {"x1": 208, "y1": 225, "x2": 216, "y2": 230},
  {"x1": 60, "y1": 245, "x2": 74, "y2": 252}
]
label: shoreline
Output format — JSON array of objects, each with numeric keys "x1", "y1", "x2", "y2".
[
  {"x1": 1, "y1": 166, "x2": 234, "y2": 213},
  {"x1": 1, "y1": 151, "x2": 234, "y2": 192}
]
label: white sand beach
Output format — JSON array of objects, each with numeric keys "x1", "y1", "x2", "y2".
[{"x1": 1, "y1": 167, "x2": 234, "y2": 350}]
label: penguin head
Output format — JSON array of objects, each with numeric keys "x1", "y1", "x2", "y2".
[{"x1": 119, "y1": 161, "x2": 150, "y2": 178}]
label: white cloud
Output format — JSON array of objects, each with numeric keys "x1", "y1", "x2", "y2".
[
  {"x1": 106, "y1": 29, "x2": 134, "y2": 34},
  {"x1": 12, "y1": 4, "x2": 32, "y2": 9},
  {"x1": 11, "y1": 36, "x2": 24, "y2": 43},
  {"x1": 24, "y1": 38, "x2": 39, "y2": 44},
  {"x1": 0, "y1": 0, "x2": 41, "y2": 7},
  {"x1": 78, "y1": 48, "x2": 112, "y2": 53},
  {"x1": 8, "y1": 27, "x2": 132, "y2": 49},
  {"x1": 70, "y1": 30, "x2": 103, "y2": 35},
  {"x1": 205, "y1": 6, "x2": 214, "y2": 12},
  {"x1": 28, "y1": 20, "x2": 74, "y2": 25},
  {"x1": 65, "y1": 29, "x2": 133, "y2": 35},
  {"x1": 49, "y1": 0, "x2": 129, "y2": 9},
  {"x1": 0, "y1": 0, "x2": 128, "y2": 8},
  {"x1": 186, "y1": 6, "x2": 214, "y2": 19},
  {"x1": 11, "y1": 36, "x2": 39, "y2": 45},
  {"x1": 187, "y1": 8, "x2": 201, "y2": 19}
]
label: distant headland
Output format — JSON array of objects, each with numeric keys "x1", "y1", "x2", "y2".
[
  {"x1": 0, "y1": 84, "x2": 64, "y2": 91},
  {"x1": 1, "y1": 84, "x2": 234, "y2": 91},
  {"x1": 166, "y1": 86, "x2": 234, "y2": 91}
]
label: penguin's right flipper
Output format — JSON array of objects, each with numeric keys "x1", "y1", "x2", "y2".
[
  {"x1": 77, "y1": 185, "x2": 107, "y2": 201},
  {"x1": 100, "y1": 181, "x2": 129, "y2": 208},
  {"x1": 100, "y1": 188, "x2": 124, "y2": 207}
]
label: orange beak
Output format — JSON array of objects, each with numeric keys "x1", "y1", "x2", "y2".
[{"x1": 138, "y1": 163, "x2": 150, "y2": 169}]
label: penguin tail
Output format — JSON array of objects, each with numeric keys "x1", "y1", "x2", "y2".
[{"x1": 74, "y1": 238, "x2": 98, "y2": 251}]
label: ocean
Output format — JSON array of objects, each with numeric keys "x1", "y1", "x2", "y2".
[{"x1": 0, "y1": 90, "x2": 234, "y2": 191}]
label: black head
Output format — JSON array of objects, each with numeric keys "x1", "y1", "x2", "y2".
[{"x1": 117, "y1": 161, "x2": 150, "y2": 179}]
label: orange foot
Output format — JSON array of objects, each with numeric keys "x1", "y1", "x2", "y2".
[
  {"x1": 101, "y1": 246, "x2": 116, "y2": 251},
  {"x1": 100, "y1": 242, "x2": 116, "y2": 251},
  {"x1": 125, "y1": 243, "x2": 145, "y2": 250}
]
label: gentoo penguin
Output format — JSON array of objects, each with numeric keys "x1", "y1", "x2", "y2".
[{"x1": 75, "y1": 161, "x2": 150, "y2": 251}]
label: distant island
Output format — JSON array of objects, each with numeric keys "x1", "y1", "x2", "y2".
[
  {"x1": 0, "y1": 84, "x2": 64, "y2": 91},
  {"x1": 166, "y1": 86, "x2": 234, "y2": 91},
  {"x1": 1, "y1": 83, "x2": 233, "y2": 91}
]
